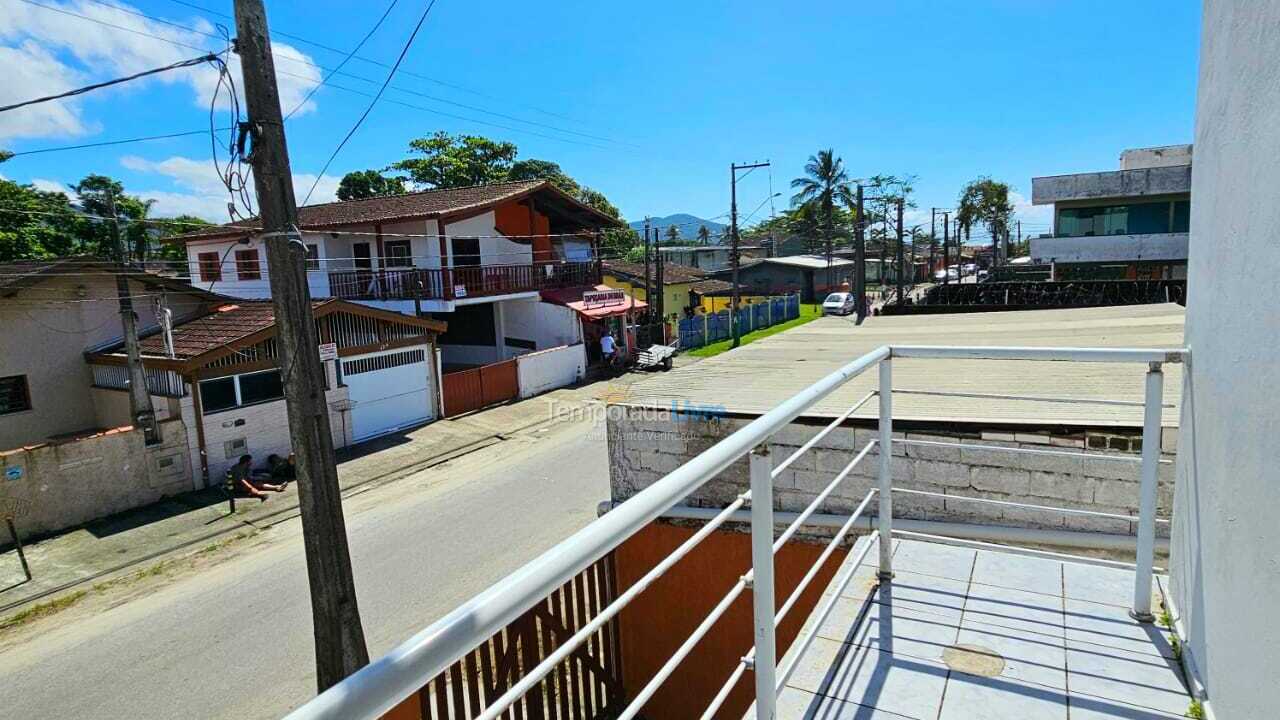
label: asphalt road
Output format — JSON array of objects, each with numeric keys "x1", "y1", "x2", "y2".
[{"x1": 0, "y1": 416, "x2": 609, "y2": 720}]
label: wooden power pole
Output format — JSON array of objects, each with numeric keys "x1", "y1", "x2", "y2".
[
  {"x1": 233, "y1": 0, "x2": 369, "y2": 691},
  {"x1": 730, "y1": 161, "x2": 769, "y2": 347},
  {"x1": 855, "y1": 184, "x2": 866, "y2": 324},
  {"x1": 895, "y1": 198, "x2": 905, "y2": 305}
]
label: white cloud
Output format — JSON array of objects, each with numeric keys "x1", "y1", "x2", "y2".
[
  {"x1": 1010, "y1": 191, "x2": 1054, "y2": 234},
  {"x1": 30, "y1": 178, "x2": 71, "y2": 196},
  {"x1": 122, "y1": 154, "x2": 341, "y2": 221},
  {"x1": 0, "y1": 0, "x2": 322, "y2": 142}
]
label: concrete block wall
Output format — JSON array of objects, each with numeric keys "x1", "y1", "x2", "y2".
[
  {"x1": 0, "y1": 418, "x2": 191, "y2": 538},
  {"x1": 606, "y1": 407, "x2": 1175, "y2": 537}
]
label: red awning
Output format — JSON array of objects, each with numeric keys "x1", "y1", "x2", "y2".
[{"x1": 540, "y1": 284, "x2": 647, "y2": 319}]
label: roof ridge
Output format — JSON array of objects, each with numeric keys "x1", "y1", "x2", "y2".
[{"x1": 294, "y1": 178, "x2": 545, "y2": 212}]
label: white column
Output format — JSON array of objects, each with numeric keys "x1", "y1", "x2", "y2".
[
  {"x1": 494, "y1": 301, "x2": 507, "y2": 361},
  {"x1": 1132, "y1": 362, "x2": 1164, "y2": 621},
  {"x1": 749, "y1": 444, "x2": 777, "y2": 720},
  {"x1": 878, "y1": 357, "x2": 894, "y2": 579}
]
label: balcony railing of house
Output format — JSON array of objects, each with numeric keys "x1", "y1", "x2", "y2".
[
  {"x1": 326, "y1": 261, "x2": 598, "y2": 302},
  {"x1": 284, "y1": 343, "x2": 1188, "y2": 720}
]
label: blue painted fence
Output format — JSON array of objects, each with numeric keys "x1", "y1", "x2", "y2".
[{"x1": 676, "y1": 294, "x2": 803, "y2": 351}]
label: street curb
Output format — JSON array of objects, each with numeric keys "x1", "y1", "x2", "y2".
[{"x1": 0, "y1": 412, "x2": 572, "y2": 617}]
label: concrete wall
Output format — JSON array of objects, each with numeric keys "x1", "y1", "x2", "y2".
[
  {"x1": 606, "y1": 408, "x2": 1175, "y2": 539},
  {"x1": 0, "y1": 274, "x2": 207, "y2": 450},
  {"x1": 1031, "y1": 232, "x2": 1190, "y2": 263},
  {"x1": 1120, "y1": 145, "x2": 1193, "y2": 171},
  {"x1": 1168, "y1": 3, "x2": 1280, "y2": 717},
  {"x1": 0, "y1": 419, "x2": 191, "y2": 538},
  {"x1": 516, "y1": 344, "x2": 585, "y2": 398},
  {"x1": 1032, "y1": 165, "x2": 1193, "y2": 205},
  {"x1": 500, "y1": 299, "x2": 581, "y2": 350},
  {"x1": 446, "y1": 211, "x2": 532, "y2": 267}
]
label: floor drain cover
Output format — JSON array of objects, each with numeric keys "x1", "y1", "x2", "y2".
[{"x1": 943, "y1": 644, "x2": 1005, "y2": 677}]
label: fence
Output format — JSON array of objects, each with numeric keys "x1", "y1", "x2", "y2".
[
  {"x1": 516, "y1": 345, "x2": 587, "y2": 399},
  {"x1": 442, "y1": 359, "x2": 519, "y2": 417},
  {"x1": 677, "y1": 294, "x2": 800, "y2": 350}
]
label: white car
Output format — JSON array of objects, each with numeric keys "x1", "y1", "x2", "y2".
[
  {"x1": 934, "y1": 267, "x2": 959, "y2": 281},
  {"x1": 963, "y1": 263, "x2": 977, "y2": 274},
  {"x1": 822, "y1": 292, "x2": 856, "y2": 316}
]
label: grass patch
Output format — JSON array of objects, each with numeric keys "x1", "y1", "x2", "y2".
[
  {"x1": 1, "y1": 530, "x2": 257, "y2": 631},
  {"x1": 1186, "y1": 699, "x2": 1205, "y2": 719},
  {"x1": 0, "y1": 590, "x2": 87, "y2": 630},
  {"x1": 688, "y1": 304, "x2": 823, "y2": 358}
]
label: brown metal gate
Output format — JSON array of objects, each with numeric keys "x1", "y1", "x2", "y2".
[
  {"x1": 442, "y1": 358, "x2": 519, "y2": 417},
  {"x1": 381, "y1": 554, "x2": 625, "y2": 719}
]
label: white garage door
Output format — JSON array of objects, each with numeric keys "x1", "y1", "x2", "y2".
[{"x1": 342, "y1": 347, "x2": 435, "y2": 441}]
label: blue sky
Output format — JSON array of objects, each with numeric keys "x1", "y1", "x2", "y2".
[{"x1": 1, "y1": 0, "x2": 1202, "y2": 237}]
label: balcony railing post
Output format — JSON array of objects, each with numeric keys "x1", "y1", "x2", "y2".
[
  {"x1": 1131, "y1": 361, "x2": 1164, "y2": 622},
  {"x1": 878, "y1": 357, "x2": 894, "y2": 579},
  {"x1": 748, "y1": 443, "x2": 777, "y2": 720}
]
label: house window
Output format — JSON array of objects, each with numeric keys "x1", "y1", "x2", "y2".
[
  {"x1": 198, "y1": 251, "x2": 222, "y2": 282},
  {"x1": 353, "y1": 242, "x2": 373, "y2": 270},
  {"x1": 198, "y1": 369, "x2": 285, "y2": 415},
  {"x1": 384, "y1": 239, "x2": 413, "y2": 268},
  {"x1": 238, "y1": 369, "x2": 284, "y2": 405},
  {"x1": 451, "y1": 237, "x2": 481, "y2": 267},
  {"x1": 305, "y1": 244, "x2": 320, "y2": 270},
  {"x1": 0, "y1": 375, "x2": 32, "y2": 415},
  {"x1": 235, "y1": 249, "x2": 261, "y2": 281}
]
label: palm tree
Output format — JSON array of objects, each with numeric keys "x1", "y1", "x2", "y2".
[
  {"x1": 665, "y1": 225, "x2": 680, "y2": 244},
  {"x1": 792, "y1": 149, "x2": 856, "y2": 288},
  {"x1": 696, "y1": 225, "x2": 710, "y2": 245}
]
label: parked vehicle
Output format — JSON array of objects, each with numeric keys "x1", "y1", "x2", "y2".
[
  {"x1": 977, "y1": 269, "x2": 990, "y2": 281},
  {"x1": 963, "y1": 263, "x2": 977, "y2": 274},
  {"x1": 934, "y1": 266, "x2": 959, "y2": 281},
  {"x1": 822, "y1": 292, "x2": 856, "y2": 316}
]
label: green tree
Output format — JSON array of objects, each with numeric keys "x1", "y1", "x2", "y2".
[
  {"x1": 664, "y1": 225, "x2": 680, "y2": 244},
  {"x1": 336, "y1": 170, "x2": 406, "y2": 201},
  {"x1": 956, "y1": 177, "x2": 1013, "y2": 261},
  {"x1": 153, "y1": 214, "x2": 212, "y2": 267},
  {"x1": 388, "y1": 132, "x2": 518, "y2": 189},
  {"x1": 0, "y1": 150, "x2": 13, "y2": 164},
  {"x1": 71, "y1": 174, "x2": 156, "y2": 261},
  {"x1": 0, "y1": 179, "x2": 80, "y2": 261},
  {"x1": 791, "y1": 150, "x2": 857, "y2": 267},
  {"x1": 507, "y1": 159, "x2": 580, "y2": 194}
]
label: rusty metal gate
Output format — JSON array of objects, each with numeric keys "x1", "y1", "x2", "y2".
[
  {"x1": 442, "y1": 358, "x2": 519, "y2": 417},
  {"x1": 401, "y1": 554, "x2": 625, "y2": 719}
]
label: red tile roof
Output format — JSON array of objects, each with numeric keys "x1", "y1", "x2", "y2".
[
  {"x1": 602, "y1": 260, "x2": 708, "y2": 284},
  {"x1": 136, "y1": 300, "x2": 303, "y2": 359},
  {"x1": 175, "y1": 180, "x2": 619, "y2": 242}
]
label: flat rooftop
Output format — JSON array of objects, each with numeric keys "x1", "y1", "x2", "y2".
[
  {"x1": 620, "y1": 304, "x2": 1185, "y2": 428},
  {"x1": 772, "y1": 537, "x2": 1189, "y2": 719}
]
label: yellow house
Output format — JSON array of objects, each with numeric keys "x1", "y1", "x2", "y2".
[{"x1": 602, "y1": 260, "x2": 715, "y2": 324}]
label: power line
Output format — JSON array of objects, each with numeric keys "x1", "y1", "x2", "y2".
[
  {"x1": 0, "y1": 52, "x2": 220, "y2": 113},
  {"x1": 5, "y1": 128, "x2": 229, "y2": 157},
  {"x1": 15, "y1": 0, "x2": 218, "y2": 54},
  {"x1": 158, "y1": 0, "x2": 598, "y2": 127},
  {"x1": 303, "y1": 0, "x2": 432, "y2": 206},
  {"x1": 284, "y1": 0, "x2": 399, "y2": 120}
]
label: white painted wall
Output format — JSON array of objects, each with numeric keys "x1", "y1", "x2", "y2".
[
  {"x1": 1168, "y1": 4, "x2": 1280, "y2": 718},
  {"x1": 1030, "y1": 232, "x2": 1189, "y2": 263},
  {"x1": 445, "y1": 211, "x2": 532, "y2": 267},
  {"x1": 186, "y1": 233, "x2": 331, "y2": 299},
  {"x1": 499, "y1": 299, "x2": 581, "y2": 350},
  {"x1": 516, "y1": 344, "x2": 586, "y2": 398}
]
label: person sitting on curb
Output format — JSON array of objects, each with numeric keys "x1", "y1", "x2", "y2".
[
  {"x1": 228, "y1": 454, "x2": 285, "y2": 501},
  {"x1": 266, "y1": 453, "x2": 296, "y2": 483}
]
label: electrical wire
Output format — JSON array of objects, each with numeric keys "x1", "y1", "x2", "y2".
[
  {"x1": 283, "y1": 0, "x2": 399, "y2": 121},
  {"x1": 0, "y1": 52, "x2": 219, "y2": 113},
  {"x1": 302, "y1": 0, "x2": 434, "y2": 206}
]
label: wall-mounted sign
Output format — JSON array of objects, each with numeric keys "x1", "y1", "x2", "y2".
[
  {"x1": 583, "y1": 289, "x2": 626, "y2": 309},
  {"x1": 453, "y1": 284, "x2": 468, "y2": 298},
  {"x1": 4, "y1": 466, "x2": 22, "y2": 482},
  {"x1": 318, "y1": 342, "x2": 338, "y2": 361}
]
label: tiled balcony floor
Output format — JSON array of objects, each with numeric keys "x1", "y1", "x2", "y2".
[{"x1": 774, "y1": 538, "x2": 1191, "y2": 719}]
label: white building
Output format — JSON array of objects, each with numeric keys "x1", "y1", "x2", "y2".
[
  {"x1": 176, "y1": 180, "x2": 617, "y2": 369},
  {"x1": 1031, "y1": 144, "x2": 1191, "y2": 280}
]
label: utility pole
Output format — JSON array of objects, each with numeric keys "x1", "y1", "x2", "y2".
[
  {"x1": 895, "y1": 198, "x2": 905, "y2": 306},
  {"x1": 929, "y1": 208, "x2": 937, "y2": 281},
  {"x1": 964, "y1": 221, "x2": 971, "y2": 279},
  {"x1": 107, "y1": 190, "x2": 159, "y2": 445},
  {"x1": 655, "y1": 236, "x2": 665, "y2": 342},
  {"x1": 942, "y1": 212, "x2": 950, "y2": 286},
  {"x1": 233, "y1": 0, "x2": 369, "y2": 691},
  {"x1": 642, "y1": 219, "x2": 651, "y2": 324},
  {"x1": 855, "y1": 184, "x2": 866, "y2": 324},
  {"x1": 730, "y1": 161, "x2": 768, "y2": 347}
]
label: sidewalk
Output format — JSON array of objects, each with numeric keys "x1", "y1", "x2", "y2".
[{"x1": 0, "y1": 385, "x2": 603, "y2": 614}]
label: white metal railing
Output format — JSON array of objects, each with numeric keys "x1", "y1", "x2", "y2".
[{"x1": 284, "y1": 344, "x2": 1185, "y2": 720}]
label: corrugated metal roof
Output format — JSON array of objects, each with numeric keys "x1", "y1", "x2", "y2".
[{"x1": 617, "y1": 303, "x2": 1186, "y2": 428}]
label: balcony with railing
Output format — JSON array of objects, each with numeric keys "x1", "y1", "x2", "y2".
[
  {"x1": 283, "y1": 344, "x2": 1195, "y2": 720},
  {"x1": 326, "y1": 261, "x2": 598, "y2": 302}
]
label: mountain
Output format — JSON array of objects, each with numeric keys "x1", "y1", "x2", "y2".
[{"x1": 628, "y1": 214, "x2": 727, "y2": 243}]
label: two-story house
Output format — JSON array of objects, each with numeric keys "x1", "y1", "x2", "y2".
[
  {"x1": 175, "y1": 180, "x2": 619, "y2": 369},
  {"x1": 1031, "y1": 144, "x2": 1192, "y2": 280}
]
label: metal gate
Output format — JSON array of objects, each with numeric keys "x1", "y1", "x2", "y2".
[{"x1": 443, "y1": 358, "x2": 519, "y2": 417}]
